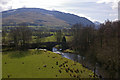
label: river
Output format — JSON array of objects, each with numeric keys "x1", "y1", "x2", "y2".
[{"x1": 52, "y1": 47, "x2": 110, "y2": 79}]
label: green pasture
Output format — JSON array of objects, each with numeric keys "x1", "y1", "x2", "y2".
[
  {"x1": 2, "y1": 49, "x2": 95, "y2": 78},
  {"x1": 32, "y1": 35, "x2": 72, "y2": 43}
]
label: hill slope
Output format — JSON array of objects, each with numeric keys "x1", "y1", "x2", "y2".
[
  {"x1": 3, "y1": 50, "x2": 95, "y2": 78},
  {"x1": 2, "y1": 8, "x2": 94, "y2": 27}
]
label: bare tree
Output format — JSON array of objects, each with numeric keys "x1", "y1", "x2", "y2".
[{"x1": 9, "y1": 23, "x2": 32, "y2": 50}]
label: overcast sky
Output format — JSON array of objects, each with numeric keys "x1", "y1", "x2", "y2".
[{"x1": 0, "y1": 0, "x2": 119, "y2": 23}]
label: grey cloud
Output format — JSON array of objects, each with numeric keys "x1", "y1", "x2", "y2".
[
  {"x1": 118, "y1": 1, "x2": 120, "y2": 20},
  {"x1": 0, "y1": 7, "x2": 3, "y2": 12},
  {"x1": 0, "y1": 0, "x2": 11, "y2": 5},
  {"x1": 55, "y1": 2, "x2": 117, "y2": 22},
  {"x1": 0, "y1": 0, "x2": 12, "y2": 12},
  {"x1": 0, "y1": 6, "x2": 12, "y2": 12}
]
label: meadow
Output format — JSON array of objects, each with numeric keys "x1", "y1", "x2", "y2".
[
  {"x1": 31, "y1": 35, "x2": 72, "y2": 43},
  {"x1": 2, "y1": 49, "x2": 95, "y2": 78}
]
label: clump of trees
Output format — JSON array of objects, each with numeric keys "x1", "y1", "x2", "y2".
[
  {"x1": 3, "y1": 23, "x2": 32, "y2": 50},
  {"x1": 2, "y1": 24, "x2": 68, "y2": 51},
  {"x1": 95, "y1": 21, "x2": 120, "y2": 78},
  {"x1": 71, "y1": 20, "x2": 120, "y2": 78},
  {"x1": 71, "y1": 24, "x2": 95, "y2": 54}
]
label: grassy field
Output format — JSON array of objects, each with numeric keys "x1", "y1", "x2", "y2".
[
  {"x1": 41, "y1": 35, "x2": 56, "y2": 42},
  {"x1": 2, "y1": 49, "x2": 95, "y2": 78},
  {"x1": 32, "y1": 35, "x2": 72, "y2": 43}
]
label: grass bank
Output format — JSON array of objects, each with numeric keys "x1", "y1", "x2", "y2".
[{"x1": 2, "y1": 49, "x2": 96, "y2": 78}]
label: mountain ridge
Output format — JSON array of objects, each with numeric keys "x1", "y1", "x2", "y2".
[{"x1": 2, "y1": 8, "x2": 94, "y2": 27}]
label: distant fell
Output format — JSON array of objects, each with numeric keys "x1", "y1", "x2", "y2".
[{"x1": 2, "y1": 8, "x2": 94, "y2": 27}]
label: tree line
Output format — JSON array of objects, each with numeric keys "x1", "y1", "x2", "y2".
[
  {"x1": 2, "y1": 23, "x2": 68, "y2": 51},
  {"x1": 70, "y1": 20, "x2": 120, "y2": 78}
]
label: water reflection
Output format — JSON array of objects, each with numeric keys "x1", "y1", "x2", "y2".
[{"x1": 52, "y1": 47, "x2": 58, "y2": 52}]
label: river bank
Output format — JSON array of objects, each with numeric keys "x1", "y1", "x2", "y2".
[{"x1": 52, "y1": 47, "x2": 111, "y2": 78}]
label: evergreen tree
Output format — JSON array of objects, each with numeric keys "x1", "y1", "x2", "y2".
[{"x1": 62, "y1": 36, "x2": 67, "y2": 50}]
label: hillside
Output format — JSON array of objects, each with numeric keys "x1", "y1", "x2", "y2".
[
  {"x1": 2, "y1": 8, "x2": 94, "y2": 27},
  {"x1": 3, "y1": 49, "x2": 95, "y2": 78}
]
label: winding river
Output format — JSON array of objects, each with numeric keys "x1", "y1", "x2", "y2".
[{"x1": 52, "y1": 47, "x2": 108, "y2": 79}]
